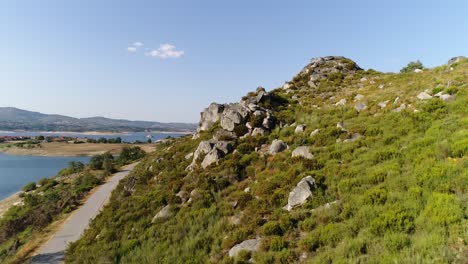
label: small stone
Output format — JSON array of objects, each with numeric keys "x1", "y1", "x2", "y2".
[
  {"x1": 393, "y1": 104, "x2": 407, "y2": 113},
  {"x1": 343, "y1": 133, "x2": 362, "y2": 143},
  {"x1": 378, "y1": 100, "x2": 389, "y2": 109},
  {"x1": 417, "y1": 92, "x2": 432, "y2": 100},
  {"x1": 151, "y1": 205, "x2": 171, "y2": 223},
  {"x1": 335, "y1": 98, "x2": 347, "y2": 106},
  {"x1": 228, "y1": 238, "x2": 261, "y2": 257},
  {"x1": 440, "y1": 94, "x2": 455, "y2": 102},
  {"x1": 283, "y1": 176, "x2": 315, "y2": 211},
  {"x1": 354, "y1": 94, "x2": 364, "y2": 101},
  {"x1": 337, "y1": 121, "x2": 347, "y2": 131},
  {"x1": 295, "y1": 124, "x2": 306, "y2": 133},
  {"x1": 355, "y1": 103, "x2": 367, "y2": 112},
  {"x1": 184, "y1": 152, "x2": 194, "y2": 160},
  {"x1": 414, "y1": 69, "x2": 423, "y2": 73},
  {"x1": 292, "y1": 146, "x2": 314, "y2": 159},
  {"x1": 378, "y1": 84, "x2": 385, "y2": 89},
  {"x1": 310, "y1": 129, "x2": 320, "y2": 136},
  {"x1": 251, "y1": 127, "x2": 266, "y2": 136},
  {"x1": 269, "y1": 139, "x2": 288, "y2": 155}
]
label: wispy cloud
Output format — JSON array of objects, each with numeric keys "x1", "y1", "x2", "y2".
[
  {"x1": 146, "y1": 44, "x2": 184, "y2": 59},
  {"x1": 127, "y1": 41, "x2": 144, "y2": 53},
  {"x1": 127, "y1": 46, "x2": 137, "y2": 52},
  {"x1": 133, "y1": 42, "x2": 144, "y2": 47}
]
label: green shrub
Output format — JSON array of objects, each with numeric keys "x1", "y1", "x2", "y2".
[
  {"x1": 261, "y1": 222, "x2": 283, "y2": 236},
  {"x1": 74, "y1": 174, "x2": 101, "y2": 194},
  {"x1": 117, "y1": 146, "x2": 146, "y2": 164},
  {"x1": 269, "y1": 236, "x2": 287, "y2": 251},
  {"x1": 451, "y1": 138, "x2": 468, "y2": 157},
  {"x1": 22, "y1": 182, "x2": 36, "y2": 192},
  {"x1": 384, "y1": 233, "x2": 411, "y2": 252},
  {"x1": 363, "y1": 186, "x2": 387, "y2": 205},
  {"x1": 400, "y1": 60, "x2": 424, "y2": 73},
  {"x1": 370, "y1": 206, "x2": 414, "y2": 235},
  {"x1": 417, "y1": 193, "x2": 464, "y2": 229}
]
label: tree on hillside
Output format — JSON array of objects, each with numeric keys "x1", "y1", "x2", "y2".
[{"x1": 400, "y1": 60, "x2": 425, "y2": 73}]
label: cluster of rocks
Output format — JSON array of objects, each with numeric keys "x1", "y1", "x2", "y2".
[
  {"x1": 283, "y1": 56, "x2": 363, "y2": 90},
  {"x1": 334, "y1": 95, "x2": 368, "y2": 113},
  {"x1": 417, "y1": 90, "x2": 455, "y2": 102},
  {"x1": 196, "y1": 87, "x2": 276, "y2": 138},
  {"x1": 186, "y1": 140, "x2": 233, "y2": 171},
  {"x1": 434, "y1": 92, "x2": 455, "y2": 102}
]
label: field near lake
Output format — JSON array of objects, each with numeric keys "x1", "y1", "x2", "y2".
[{"x1": 0, "y1": 142, "x2": 155, "y2": 157}]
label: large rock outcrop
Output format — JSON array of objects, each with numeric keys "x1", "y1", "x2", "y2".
[
  {"x1": 186, "y1": 140, "x2": 233, "y2": 171},
  {"x1": 195, "y1": 87, "x2": 277, "y2": 137},
  {"x1": 285, "y1": 56, "x2": 362, "y2": 89},
  {"x1": 284, "y1": 176, "x2": 316, "y2": 211},
  {"x1": 197, "y1": 103, "x2": 225, "y2": 132}
]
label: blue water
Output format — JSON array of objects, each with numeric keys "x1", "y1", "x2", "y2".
[
  {"x1": 0, "y1": 131, "x2": 186, "y2": 143},
  {"x1": 0, "y1": 154, "x2": 90, "y2": 200}
]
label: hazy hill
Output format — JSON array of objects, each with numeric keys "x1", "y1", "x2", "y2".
[{"x1": 0, "y1": 107, "x2": 196, "y2": 132}]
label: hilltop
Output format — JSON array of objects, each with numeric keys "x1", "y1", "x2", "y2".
[
  {"x1": 0, "y1": 107, "x2": 196, "y2": 133},
  {"x1": 26, "y1": 56, "x2": 468, "y2": 263}
]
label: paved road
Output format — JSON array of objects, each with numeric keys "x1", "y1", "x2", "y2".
[{"x1": 31, "y1": 163, "x2": 137, "y2": 264}]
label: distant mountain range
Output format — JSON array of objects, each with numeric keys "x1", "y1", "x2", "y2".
[{"x1": 0, "y1": 107, "x2": 196, "y2": 132}]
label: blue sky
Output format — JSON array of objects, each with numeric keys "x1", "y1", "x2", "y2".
[{"x1": 1, "y1": 0, "x2": 467, "y2": 122}]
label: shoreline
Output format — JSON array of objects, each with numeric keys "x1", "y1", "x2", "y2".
[
  {"x1": 0, "y1": 192, "x2": 21, "y2": 218},
  {"x1": 0, "y1": 130, "x2": 193, "y2": 135}
]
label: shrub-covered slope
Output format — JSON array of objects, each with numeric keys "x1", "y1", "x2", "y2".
[{"x1": 67, "y1": 56, "x2": 468, "y2": 263}]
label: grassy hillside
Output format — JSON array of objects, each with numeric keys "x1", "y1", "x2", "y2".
[{"x1": 66, "y1": 57, "x2": 467, "y2": 263}]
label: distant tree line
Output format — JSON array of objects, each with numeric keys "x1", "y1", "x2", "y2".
[{"x1": 86, "y1": 137, "x2": 123, "y2": 144}]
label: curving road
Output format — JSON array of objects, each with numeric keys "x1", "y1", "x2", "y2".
[{"x1": 31, "y1": 163, "x2": 137, "y2": 264}]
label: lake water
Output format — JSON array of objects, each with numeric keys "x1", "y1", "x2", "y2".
[
  {"x1": 0, "y1": 153, "x2": 90, "y2": 200},
  {"x1": 0, "y1": 131, "x2": 188, "y2": 143}
]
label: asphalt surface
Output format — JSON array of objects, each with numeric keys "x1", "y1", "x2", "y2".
[{"x1": 30, "y1": 163, "x2": 137, "y2": 264}]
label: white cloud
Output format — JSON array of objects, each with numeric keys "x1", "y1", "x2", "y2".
[
  {"x1": 127, "y1": 46, "x2": 137, "y2": 52},
  {"x1": 146, "y1": 44, "x2": 184, "y2": 59},
  {"x1": 133, "y1": 42, "x2": 144, "y2": 47}
]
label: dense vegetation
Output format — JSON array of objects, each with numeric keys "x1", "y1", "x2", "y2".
[
  {"x1": 0, "y1": 146, "x2": 146, "y2": 263},
  {"x1": 44, "y1": 58, "x2": 468, "y2": 263}
]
